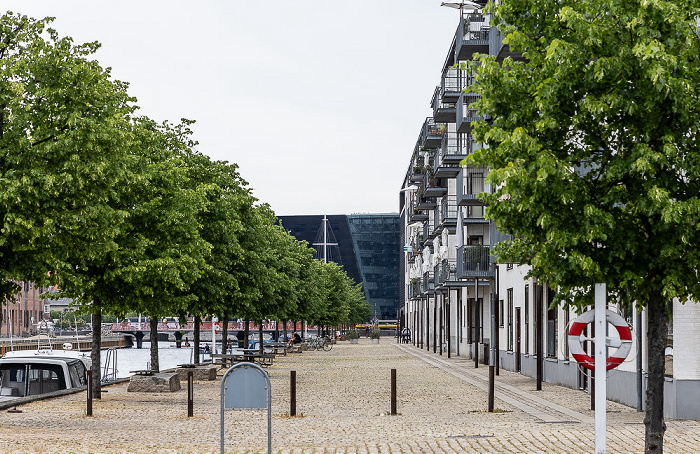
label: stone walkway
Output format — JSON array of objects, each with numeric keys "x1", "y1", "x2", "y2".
[{"x1": 0, "y1": 338, "x2": 699, "y2": 453}]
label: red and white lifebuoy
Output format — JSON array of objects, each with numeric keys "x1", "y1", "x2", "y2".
[{"x1": 568, "y1": 309, "x2": 632, "y2": 371}]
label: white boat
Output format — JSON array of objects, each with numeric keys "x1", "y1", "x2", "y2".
[{"x1": 0, "y1": 346, "x2": 91, "y2": 402}]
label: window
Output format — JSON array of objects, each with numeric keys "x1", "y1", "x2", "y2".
[
  {"x1": 507, "y1": 288, "x2": 514, "y2": 351},
  {"x1": 524, "y1": 285, "x2": 529, "y2": 354},
  {"x1": 499, "y1": 299, "x2": 504, "y2": 327}
]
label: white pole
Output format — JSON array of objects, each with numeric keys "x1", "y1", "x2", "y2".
[
  {"x1": 212, "y1": 316, "x2": 218, "y2": 355},
  {"x1": 595, "y1": 283, "x2": 606, "y2": 454}
]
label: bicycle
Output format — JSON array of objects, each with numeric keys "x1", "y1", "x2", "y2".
[{"x1": 307, "y1": 336, "x2": 332, "y2": 351}]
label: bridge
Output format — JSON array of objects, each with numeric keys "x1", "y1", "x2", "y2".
[{"x1": 109, "y1": 320, "x2": 304, "y2": 348}]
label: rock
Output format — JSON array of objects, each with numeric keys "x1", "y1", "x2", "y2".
[
  {"x1": 127, "y1": 373, "x2": 181, "y2": 393},
  {"x1": 176, "y1": 366, "x2": 217, "y2": 382}
]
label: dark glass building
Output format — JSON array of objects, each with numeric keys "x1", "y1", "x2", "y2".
[{"x1": 278, "y1": 214, "x2": 400, "y2": 320}]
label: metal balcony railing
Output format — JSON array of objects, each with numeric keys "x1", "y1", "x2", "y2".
[
  {"x1": 456, "y1": 245, "x2": 494, "y2": 278},
  {"x1": 457, "y1": 166, "x2": 490, "y2": 206},
  {"x1": 441, "y1": 195, "x2": 458, "y2": 224}
]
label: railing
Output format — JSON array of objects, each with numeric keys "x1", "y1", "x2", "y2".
[
  {"x1": 457, "y1": 165, "x2": 491, "y2": 204},
  {"x1": 440, "y1": 259, "x2": 457, "y2": 283},
  {"x1": 441, "y1": 132, "x2": 460, "y2": 156},
  {"x1": 457, "y1": 245, "x2": 494, "y2": 278},
  {"x1": 422, "y1": 270, "x2": 435, "y2": 292},
  {"x1": 431, "y1": 86, "x2": 456, "y2": 117},
  {"x1": 461, "y1": 15, "x2": 490, "y2": 42},
  {"x1": 441, "y1": 195, "x2": 458, "y2": 223},
  {"x1": 441, "y1": 66, "x2": 472, "y2": 96}
]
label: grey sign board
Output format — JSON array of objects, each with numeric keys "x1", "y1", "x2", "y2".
[{"x1": 220, "y1": 362, "x2": 271, "y2": 454}]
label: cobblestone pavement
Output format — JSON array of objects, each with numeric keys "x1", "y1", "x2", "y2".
[{"x1": 0, "y1": 338, "x2": 699, "y2": 453}]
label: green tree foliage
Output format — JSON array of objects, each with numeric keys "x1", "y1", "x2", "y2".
[
  {"x1": 0, "y1": 12, "x2": 135, "y2": 304},
  {"x1": 468, "y1": 0, "x2": 700, "y2": 451}
]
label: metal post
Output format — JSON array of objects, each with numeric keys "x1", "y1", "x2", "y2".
[
  {"x1": 636, "y1": 308, "x2": 643, "y2": 412},
  {"x1": 489, "y1": 268, "x2": 496, "y2": 411},
  {"x1": 391, "y1": 369, "x2": 397, "y2": 415},
  {"x1": 595, "y1": 283, "x2": 606, "y2": 454},
  {"x1": 474, "y1": 278, "x2": 479, "y2": 368},
  {"x1": 536, "y1": 284, "x2": 543, "y2": 390},
  {"x1": 86, "y1": 370, "x2": 93, "y2": 416},
  {"x1": 290, "y1": 370, "x2": 297, "y2": 417},
  {"x1": 188, "y1": 371, "x2": 193, "y2": 417}
]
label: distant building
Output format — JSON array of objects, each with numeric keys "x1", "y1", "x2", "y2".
[{"x1": 278, "y1": 214, "x2": 400, "y2": 320}]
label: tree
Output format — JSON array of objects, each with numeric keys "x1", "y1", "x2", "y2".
[
  {"x1": 468, "y1": 0, "x2": 700, "y2": 451},
  {"x1": 179, "y1": 154, "x2": 254, "y2": 363},
  {"x1": 0, "y1": 13, "x2": 135, "y2": 322}
]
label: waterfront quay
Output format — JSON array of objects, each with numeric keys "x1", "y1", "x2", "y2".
[{"x1": 1, "y1": 339, "x2": 700, "y2": 453}]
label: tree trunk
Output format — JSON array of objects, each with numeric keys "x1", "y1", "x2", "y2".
[
  {"x1": 221, "y1": 315, "x2": 229, "y2": 366},
  {"x1": 244, "y1": 319, "x2": 250, "y2": 349},
  {"x1": 258, "y1": 321, "x2": 264, "y2": 354},
  {"x1": 149, "y1": 317, "x2": 159, "y2": 372},
  {"x1": 283, "y1": 319, "x2": 288, "y2": 345},
  {"x1": 645, "y1": 289, "x2": 668, "y2": 453},
  {"x1": 193, "y1": 315, "x2": 201, "y2": 365},
  {"x1": 90, "y1": 309, "x2": 102, "y2": 399}
]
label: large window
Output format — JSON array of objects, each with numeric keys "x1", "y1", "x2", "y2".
[{"x1": 507, "y1": 288, "x2": 514, "y2": 351}]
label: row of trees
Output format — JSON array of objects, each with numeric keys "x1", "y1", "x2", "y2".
[{"x1": 0, "y1": 13, "x2": 371, "y2": 396}]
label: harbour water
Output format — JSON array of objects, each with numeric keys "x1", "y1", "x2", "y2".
[{"x1": 104, "y1": 342, "x2": 217, "y2": 378}]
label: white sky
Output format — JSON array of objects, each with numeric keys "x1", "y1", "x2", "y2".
[{"x1": 4, "y1": 1, "x2": 459, "y2": 216}]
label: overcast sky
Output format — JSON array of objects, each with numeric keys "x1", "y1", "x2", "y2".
[{"x1": 4, "y1": 1, "x2": 459, "y2": 216}]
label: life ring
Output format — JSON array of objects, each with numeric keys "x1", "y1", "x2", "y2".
[{"x1": 568, "y1": 309, "x2": 632, "y2": 371}]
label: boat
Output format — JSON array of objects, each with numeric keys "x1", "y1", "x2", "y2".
[{"x1": 0, "y1": 345, "x2": 91, "y2": 402}]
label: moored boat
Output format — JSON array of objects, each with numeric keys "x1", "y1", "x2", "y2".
[{"x1": 0, "y1": 346, "x2": 91, "y2": 402}]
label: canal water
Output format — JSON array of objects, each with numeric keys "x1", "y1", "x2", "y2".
[{"x1": 104, "y1": 342, "x2": 218, "y2": 379}]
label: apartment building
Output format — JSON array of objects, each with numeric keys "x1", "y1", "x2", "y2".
[{"x1": 399, "y1": 4, "x2": 700, "y2": 419}]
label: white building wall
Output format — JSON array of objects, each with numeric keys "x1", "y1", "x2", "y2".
[{"x1": 673, "y1": 299, "x2": 700, "y2": 380}]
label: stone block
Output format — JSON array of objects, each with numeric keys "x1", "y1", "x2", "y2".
[
  {"x1": 128, "y1": 372, "x2": 181, "y2": 393},
  {"x1": 176, "y1": 366, "x2": 217, "y2": 382}
]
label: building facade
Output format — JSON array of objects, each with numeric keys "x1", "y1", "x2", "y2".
[
  {"x1": 1, "y1": 282, "x2": 50, "y2": 337},
  {"x1": 400, "y1": 5, "x2": 699, "y2": 419},
  {"x1": 279, "y1": 214, "x2": 400, "y2": 321}
]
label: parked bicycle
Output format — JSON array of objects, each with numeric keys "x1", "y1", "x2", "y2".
[{"x1": 306, "y1": 335, "x2": 332, "y2": 351}]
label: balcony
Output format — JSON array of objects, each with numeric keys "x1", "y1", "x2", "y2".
[
  {"x1": 408, "y1": 279, "x2": 422, "y2": 299},
  {"x1": 420, "y1": 117, "x2": 446, "y2": 150},
  {"x1": 410, "y1": 166, "x2": 425, "y2": 183},
  {"x1": 416, "y1": 195, "x2": 436, "y2": 210},
  {"x1": 456, "y1": 245, "x2": 495, "y2": 279},
  {"x1": 457, "y1": 166, "x2": 490, "y2": 206},
  {"x1": 431, "y1": 86, "x2": 456, "y2": 123},
  {"x1": 489, "y1": 25, "x2": 526, "y2": 63},
  {"x1": 423, "y1": 173, "x2": 448, "y2": 197},
  {"x1": 422, "y1": 270, "x2": 435, "y2": 294},
  {"x1": 435, "y1": 259, "x2": 460, "y2": 288},
  {"x1": 440, "y1": 195, "x2": 458, "y2": 227},
  {"x1": 457, "y1": 93, "x2": 484, "y2": 133},
  {"x1": 455, "y1": 14, "x2": 490, "y2": 61},
  {"x1": 409, "y1": 208, "x2": 429, "y2": 222},
  {"x1": 440, "y1": 66, "x2": 471, "y2": 103}
]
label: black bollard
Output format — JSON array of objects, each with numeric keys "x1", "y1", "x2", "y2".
[
  {"x1": 391, "y1": 369, "x2": 397, "y2": 415},
  {"x1": 86, "y1": 370, "x2": 93, "y2": 416},
  {"x1": 290, "y1": 370, "x2": 297, "y2": 416},
  {"x1": 187, "y1": 371, "x2": 193, "y2": 417}
]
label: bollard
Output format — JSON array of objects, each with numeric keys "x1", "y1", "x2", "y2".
[
  {"x1": 86, "y1": 370, "x2": 93, "y2": 416},
  {"x1": 391, "y1": 369, "x2": 397, "y2": 415},
  {"x1": 188, "y1": 371, "x2": 194, "y2": 417},
  {"x1": 290, "y1": 370, "x2": 296, "y2": 416}
]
